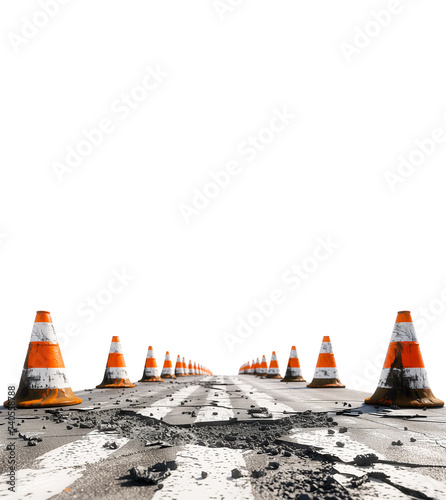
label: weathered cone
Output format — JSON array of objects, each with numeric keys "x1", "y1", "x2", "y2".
[
  {"x1": 281, "y1": 346, "x2": 305, "y2": 382},
  {"x1": 365, "y1": 311, "x2": 444, "y2": 408},
  {"x1": 307, "y1": 336, "x2": 344, "y2": 388},
  {"x1": 97, "y1": 336, "x2": 135, "y2": 388}
]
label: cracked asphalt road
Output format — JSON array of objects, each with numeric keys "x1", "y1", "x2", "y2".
[{"x1": 1, "y1": 375, "x2": 445, "y2": 499}]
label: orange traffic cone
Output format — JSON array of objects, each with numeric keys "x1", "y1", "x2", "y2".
[
  {"x1": 266, "y1": 351, "x2": 281, "y2": 379},
  {"x1": 161, "y1": 351, "x2": 176, "y2": 379},
  {"x1": 258, "y1": 355, "x2": 268, "y2": 376},
  {"x1": 97, "y1": 336, "x2": 135, "y2": 388},
  {"x1": 182, "y1": 357, "x2": 188, "y2": 376},
  {"x1": 281, "y1": 346, "x2": 305, "y2": 382},
  {"x1": 175, "y1": 355, "x2": 186, "y2": 377},
  {"x1": 249, "y1": 360, "x2": 255, "y2": 375},
  {"x1": 245, "y1": 361, "x2": 251, "y2": 375},
  {"x1": 188, "y1": 359, "x2": 194, "y2": 376},
  {"x1": 193, "y1": 362, "x2": 198, "y2": 375},
  {"x1": 139, "y1": 346, "x2": 163, "y2": 382},
  {"x1": 4, "y1": 311, "x2": 82, "y2": 408},
  {"x1": 307, "y1": 336, "x2": 344, "y2": 388},
  {"x1": 253, "y1": 357, "x2": 260, "y2": 375},
  {"x1": 365, "y1": 311, "x2": 444, "y2": 408}
]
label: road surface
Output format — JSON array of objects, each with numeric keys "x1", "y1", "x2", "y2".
[{"x1": 1, "y1": 375, "x2": 445, "y2": 499}]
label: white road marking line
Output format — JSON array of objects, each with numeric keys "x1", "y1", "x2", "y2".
[
  {"x1": 137, "y1": 384, "x2": 200, "y2": 420},
  {"x1": 0, "y1": 430, "x2": 128, "y2": 499},
  {"x1": 153, "y1": 444, "x2": 254, "y2": 500},
  {"x1": 290, "y1": 428, "x2": 446, "y2": 499},
  {"x1": 334, "y1": 469, "x2": 409, "y2": 499},
  {"x1": 195, "y1": 385, "x2": 234, "y2": 423},
  {"x1": 233, "y1": 379, "x2": 294, "y2": 418}
]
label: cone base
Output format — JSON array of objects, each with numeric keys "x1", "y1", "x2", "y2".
[
  {"x1": 4, "y1": 388, "x2": 82, "y2": 408},
  {"x1": 281, "y1": 376, "x2": 306, "y2": 382},
  {"x1": 365, "y1": 387, "x2": 444, "y2": 408},
  {"x1": 161, "y1": 374, "x2": 176, "y2": 379},
  {"x1": 175, "y1": 373, "x2": 187, "y2": 377},
  {"x1": 266, "y1": 374, "x2": 282, "y2": 379},
  {"x1": 139, "y1": 377, "x2": 164, "y2": 383},
  {"x1": 307, "y1": 378, "x2": 345, "y2": 388},
  {"x1": 96, "y1": 378, "x2": 136, "y2": 388}
]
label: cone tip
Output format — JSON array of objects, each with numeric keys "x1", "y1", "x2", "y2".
[
  {"x1": 322, "y1": 336, "x2": 331, "y2": 342},
  {"x1": 291, "y1": 346, "x2": 296, "y2": 350},
  {"x1": 111, "y1": 336, "x2": 120, "y2": 342},
  {"x1": 35, "y1": 311, "x2": 52, "y2": 322},
  {"x1": 396, "y1": 310, "x2": 412, "y2": 322}
]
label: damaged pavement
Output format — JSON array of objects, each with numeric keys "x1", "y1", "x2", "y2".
[{"x1": 1, "y1": 376, "x2": 446, "y2": 499}]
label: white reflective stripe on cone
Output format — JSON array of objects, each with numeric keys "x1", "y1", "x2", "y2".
[
  {"x1": 143, "y1": 368, "x2": 159, "y2": 377},
  {"x1": 25, "y1": 368, "x2": 71, "y2": 389},
  {"x1": 104, "y1": 367, "x2": 130, "y2": 379},
  {"x1": 30, "y1": 323, "x2": 58, "y2": 343},
  {"x1": 289, "y1": 350, "x2": 297, "y2": 358},
  {"x1": 378, "y1": 367, "x2": 429, "y2": 389},
  {"x1": 288, "y1": 367, "x2": 303, "y2": 377},
  {"x1": 313, "y1": 367, "x2": 338, "y2": 379},
  {"x1": 109, "y1": 342, "x2": 123, "y2": 353},
  {"x1": 319, "y1": 342, "x2": 333, "y2": 353},
  {"x1": 390, "y1": 322, "x2": 418, "y2": 342},
  {"x1": 267, "y1": 368, "x2": 279, "y2": 374},
  {"x1": 161, "y1": 368, "x2": 174, "y2": 376}
]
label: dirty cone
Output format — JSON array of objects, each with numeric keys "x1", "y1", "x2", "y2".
[
  {"x1": 139, "y1": 346, "x2": 163, "y2": 382},
  {"x1": 365, "y1": 311, "x2": 444, "y2": 408},
  {"x1": 5, "y1": 311, "x2": 82, "y2": 408},
  {"x1": 249, "y1": 360, "x2": 255, "y2": 375},
  {"x1": 281, "y1": 346, "x2": 306, "y2": 382},
  {"x1": 161, "y1": 351, "x2": 176, "y2": 379},
  {"x1": 266, "y1": 351, "x2": 282, "y2": 379},
  {"x1": 182, "y1": 357, "x2": 189, "y2": 376},
  {"x1": 97, "y1": 336, "x2": 135, "y2": 388},
  {"x1": 258, "y1": 355, "x2": 268, "y2": 376},
  {"x1": 307, "y1": 336, "x2": 344, "y2": 388},
  {"x1": 193, "y1": 362, "x2": 199, "y2": 375},
  {"x1": 253, "y1": 357, "x2": 260, "y2": 376},
  {"x1": 175, "y1": 355, "x2": 186, "y2": 377},
  {"x1": 188, "y1": 359, "x2": 194, "y2": 376}
]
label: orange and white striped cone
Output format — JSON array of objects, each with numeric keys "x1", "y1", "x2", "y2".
[
  {"x1": 281, "y1": 346, "x2": 306, "y2": 382},
  {"x1": 188, "y1": 360, "x2": 194, "y2": 376},
  {"x1": 161, "y1": 351, "x2": 176, "y2": 379},
  {"x1": 244, "y1": 361, "x2": 251, "y2": 375},
  {"x1": 307, "y1": 336, "x2": 344, "y2": 388},
  {"x1": 5, "y1": 311, "x2": 82, "y2": 408},
  {"x1": 253, "y1": 357, "x2": 260, "y2": 376},
  {"x1": 139, "y1": 346, "x2": 163, "y2": 382},
  {"x1": 175, "y1": 355, "x2": 186, "y2": 377},
  {"x1": 193, "y1": 362, "x2": 199, "y2": 375},
  {"x1": 365, "y1": 311, "x2": 444, "y2": 408},
  {"x1": 182, "y1": 357, "x2": 188, "y2": 376},
  {"x1": 238, "y1": 363, "x2": 244, "y2": 375},
  {"x1": 249, "y1": 359, "x2": 255, "y2": 375},
  {"x1": 258, "y1": 355, "x2": 268, "y2": 376},
  {"x1": 266, "y1": 351, "x2": 282, "y2": 379},
  {"x1": 97, "y1": 336, "x2": 135, "y2": 388}
]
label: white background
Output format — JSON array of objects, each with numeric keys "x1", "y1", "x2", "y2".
[{"x1": 1, "y1": 1, "x2": 446, "y2": 400}]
